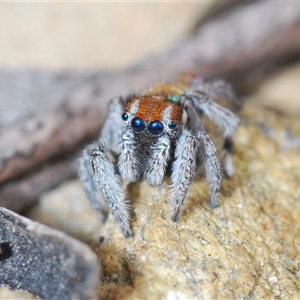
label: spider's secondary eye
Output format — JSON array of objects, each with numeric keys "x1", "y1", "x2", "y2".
[
  {"x1": 122, "y1": 113, "x2": 129, "y2": 121},
  {"x1": 148, "y1": 121, "x2": 164, "y2": 135},
  {"x1": 167, "y1": 95, "x2": 181, "y2": 103},
  {"x1": 168, "y1": 121, "x2": 177, "y2": 129},
  {"x1": 131, "y1": 117, "x2": 145, "y2": 132}
]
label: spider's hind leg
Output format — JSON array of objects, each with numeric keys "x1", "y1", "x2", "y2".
[
  {"x1": 182, "y1": 83, "x2": 240, "y2": 177},
  {"x1": 203, "y1": 79, "x2": 242, "y2": 177},
  {"x1": 197, "y1": 131, "x2": 222, "y2": 208},
  {"x1": 202, "y1": 79, "x2": 242, "y2": 109}
]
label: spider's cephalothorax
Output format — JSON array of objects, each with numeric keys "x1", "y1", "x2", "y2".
[{"x1": 79, "y1": 74, "x2": 241, "y2": 237}]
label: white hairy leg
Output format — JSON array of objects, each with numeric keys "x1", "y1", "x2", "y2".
[
  {"x1": 91, "y1": 141, "x2": 131, "y2": 237},
  {"x1": 79, "y1": 143, "x2": 108, "y2": 222},
  {"x1": 144, "y1": 134, "x2": 171, "y2": 186},
  {"x1": 182, "y1": 89, "x2": 240, "y2": 177},
  {"x1": 197, "y1": 131, "x2": 222, "y2": 208},
  {"x1": 169, "y1": 129, "x2": 199, "y2": 222},
  {"x1": 118, "y1": 127, "x2": 142, "y2": 182}
]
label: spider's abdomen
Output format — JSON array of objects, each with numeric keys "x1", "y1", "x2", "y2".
[{"x1": 144, "y1": 72, "x2": 203, "y2": 98}]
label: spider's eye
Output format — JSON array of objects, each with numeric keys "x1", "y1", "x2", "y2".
[
  {"x1": 168, "y1": 121, "x2": 177, "y2": 129},
  {"x1": 167, "y1": 95, "x2": 181, "y2": 103},
  {"x1": 131, "y1": 117, "x2": 145, "y2": 132},
  {"x1": 122, "y1": 113, "x2": 129, "y2": 121},
  {"x1": 148, "y1": 121, "x2": 164, "y2": 136}
]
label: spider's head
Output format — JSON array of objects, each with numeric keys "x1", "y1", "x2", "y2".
[{"x1": 122, "y1": 96, "x2": 183, "y2": 138}]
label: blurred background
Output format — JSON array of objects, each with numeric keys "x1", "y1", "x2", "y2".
[{"x1": 0, "y1": 2, "x2": 221, "y2": 71}]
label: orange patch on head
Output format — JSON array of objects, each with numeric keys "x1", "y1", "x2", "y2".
[
  {"x1": 125, "y1": 96, "x2": 183, "y2": 124},
  {"x1": 124, "y1": 98, "x2": 137, "y2": 114},
  {"x1": 169, "y1": 102, "x2": 183, "y2": 123},
  {"x1": 129, "y1": 96, "x2": 165, "y2": 122}
]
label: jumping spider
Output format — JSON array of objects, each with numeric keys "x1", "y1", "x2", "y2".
[{"x1": 79, "y1": 73, "x2": 241, "y2": 237}]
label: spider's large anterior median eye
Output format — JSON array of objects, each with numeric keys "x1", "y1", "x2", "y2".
[
  {"x1": 148, "y1": 121, "x2": 164, "y2": 135},
  {"x1": 131, "y1": 117, "x2": 146, "y2": 132}
]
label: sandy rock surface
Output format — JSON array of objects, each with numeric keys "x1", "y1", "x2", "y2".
[{"x1": 22, "y1": 101, "x2": 300, "y2": 299}]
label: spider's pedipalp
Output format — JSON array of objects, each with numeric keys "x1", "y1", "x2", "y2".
[
  {"x1": 91, "y1": 140, "x2": 131, "y2": 237},
  {"x1": 118, "y1": 126, "x2": 142, "y2": 182},
  {"x1": 144, "y1": 134, "x2": 172, "y2": 186},
  {"x1": 169, "y1": 129, "x2": 199, "y2": 222},
  {"x1": 197, "y1": 131, "x2": 222, "y2": 208}
]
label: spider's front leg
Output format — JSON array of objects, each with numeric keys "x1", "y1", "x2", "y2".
[
  {"x1": 91, "y1": 141, "x2": 131, "y2": 237},
  {"x1": 169, "y1": 129, "x2": 199, "y2": 222},
  {"x1": 182, "y1": 89, "x2": 240, "y2": 177},
  {"x1": 79, "y1": 96, "x2": 132, "y2": 237}
]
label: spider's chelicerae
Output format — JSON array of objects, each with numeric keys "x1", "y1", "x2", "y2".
[{"x1": 79, "y1": 73, "x2": 241, "y2": 237}]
